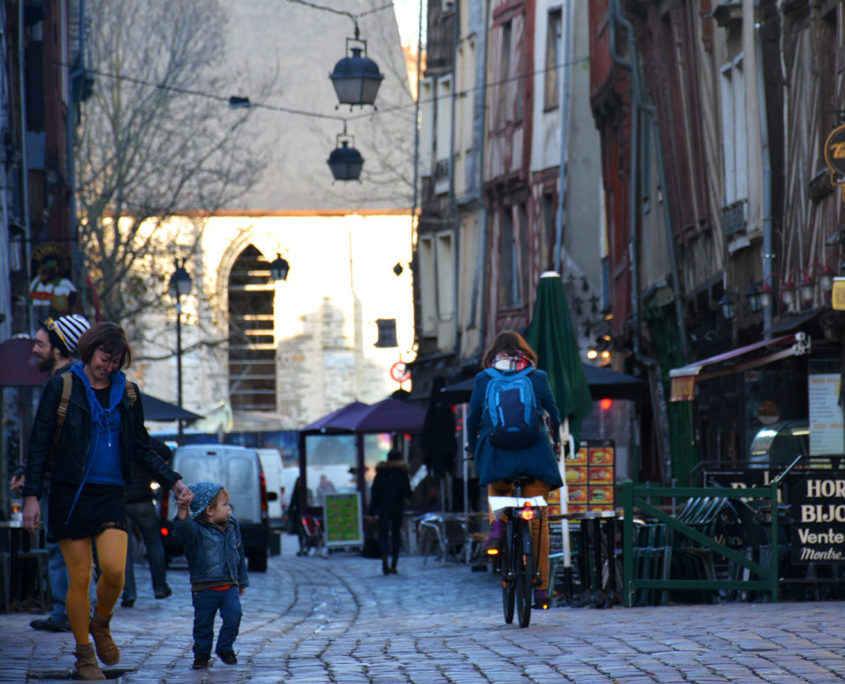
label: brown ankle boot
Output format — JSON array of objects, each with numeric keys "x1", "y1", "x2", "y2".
[
  {"x1": 89, "y1": 612, "x2": 120, "y2": 665},
  {"x1": 74, "y1": 643, "x2": 105, "y2": 680}
]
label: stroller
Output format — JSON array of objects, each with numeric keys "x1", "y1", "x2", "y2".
[{"x1": 298, "y1": 513, "x2": 327, "y2": 557}]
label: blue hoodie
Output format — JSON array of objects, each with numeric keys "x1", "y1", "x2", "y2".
[{"x1": 71, "y1": 362, "x2": 125, "y2": 485}]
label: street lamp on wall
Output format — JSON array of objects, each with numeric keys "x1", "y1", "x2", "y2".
[
  {"x1": 745, "y1": 280, "x2": 763, "y2": 313},
  {"x1": 269, "y1": 253, "x2": 290, "y2": 281},
  {"x1": 168, "y1": 258, "x2": 191, "y2": 442},
  {"x1": 718, "y1": 290, "x2": 737, "y2": 320}
]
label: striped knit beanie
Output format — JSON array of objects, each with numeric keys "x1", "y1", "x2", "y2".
[{"x1": 50, "y1": 314, "x2": 91, "y2": 356}]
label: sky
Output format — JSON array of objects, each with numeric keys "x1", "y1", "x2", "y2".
[{"x1": 392, "y1": 0, "x2": 425, "y2": 48}]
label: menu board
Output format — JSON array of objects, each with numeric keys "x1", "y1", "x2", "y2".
[
  {"x1": 323, "y1": 493, "x2": 363, "y2": 548},
  {"x1": 564, "y1": 439, "x2": 616, "y2": 513}
]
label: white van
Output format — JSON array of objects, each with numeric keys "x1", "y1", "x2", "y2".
[
  {"x1": 161, "y1": 445, "x2": 271, "y2": 571},
  {"x1": 256, "y1": 448, "x2": 285, "y2": 528}
]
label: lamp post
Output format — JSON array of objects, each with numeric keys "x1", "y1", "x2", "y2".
[{"x1": 168, "y1": 259, "x2": 191, "y2": 442}]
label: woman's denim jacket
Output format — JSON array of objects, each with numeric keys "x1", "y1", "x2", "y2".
[{"x1": 173, "y1": 515, "x2": 249, "y2": 589}]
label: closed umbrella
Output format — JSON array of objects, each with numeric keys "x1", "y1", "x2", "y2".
[{"x1": 525, "y1": 271, "x2": 594, "y2": 570}]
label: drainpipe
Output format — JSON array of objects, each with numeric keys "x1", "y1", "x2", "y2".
[
  {"x1": 554, "y1": 0, "x2": 573, "y2": 274},
  {"x1": 475, "y1": 0, "x2": 491, "y2": 360},
  {"x1": 609, "y1": 0, "x2": 675, "y2": 482},
  {"x1": 753, "y1": 7, "x2": 774, "y2": 336},
  {"x1": 18, "y1": 0, "x2": 32, "y2": 334},
  {"x1": 449, "y1": 3, "x2": 460, "y2": 354}
]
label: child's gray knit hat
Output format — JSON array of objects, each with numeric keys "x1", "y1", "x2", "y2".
[{"x1": 189, "y1": 481, "x2": 224, "y2": 519}]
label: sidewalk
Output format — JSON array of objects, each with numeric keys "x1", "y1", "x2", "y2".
[{"x1": 1, "y1": 537, "x2": 845, "y2": 682}]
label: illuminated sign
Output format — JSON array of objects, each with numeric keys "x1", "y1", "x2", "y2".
[{"x1": 824, "y1": 124, "x2": 845, "y2": 201}]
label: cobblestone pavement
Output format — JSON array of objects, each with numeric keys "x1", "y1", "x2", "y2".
[{"x1": 2, "y1": 539, "x2": 845, "y2": 683}]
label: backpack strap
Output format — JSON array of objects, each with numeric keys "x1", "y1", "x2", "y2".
[
  {"x1": 48, "y1": 373, "x2": 73, "y2": 466},
  {"x1": 126, "y1": 382, "x2": 138, "y2": 407}
]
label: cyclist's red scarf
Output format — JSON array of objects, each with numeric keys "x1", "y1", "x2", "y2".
[{"x1": 490, "y1": 351, "x2": 532, "y2": 372}]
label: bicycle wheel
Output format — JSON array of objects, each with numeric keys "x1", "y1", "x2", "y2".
[
  {"x1": 502, "y1": 521, "x2": 515, "y2": 624},
  {"x1": 516, "y1": 523, "x2": 534, "y2": 628}
]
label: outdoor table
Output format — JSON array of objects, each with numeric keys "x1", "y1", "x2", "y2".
[
  {"x1": 0, "y1": 519, "x2": 49, "y2": 613},
  {"x1": 550, "y1": 510, "x2": 621, "y2": 607}
]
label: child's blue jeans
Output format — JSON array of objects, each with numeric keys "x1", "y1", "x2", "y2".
[{"x1": 191, "y1": 586, "x2": 242, "y2": 655}]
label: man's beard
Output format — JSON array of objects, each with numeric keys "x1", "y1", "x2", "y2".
[{"x1": 35, "y1": 355, "x2": 53, "y2": 373}]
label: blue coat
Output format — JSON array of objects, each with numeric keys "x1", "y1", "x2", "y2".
[
  {"x1": 174, "y1": 515, "x2": 249, "y2": 589},
  {"x1": 466, "y1": 367, "x2": 563, "y2": 488}
]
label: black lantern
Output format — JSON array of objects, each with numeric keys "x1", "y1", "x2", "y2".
[
  {"x1": 718, "y1": 291, "x2": 737, "y2": 320},
  {"x1": 745, "y1": 280, "x2": 762, "y2": 313},
  {"x1": 328, "y1": 135, "x2": 364, "y2": 181},
  {"x1": 330, "y1": 31, "x2": 384, "y2": 108},
  {"x1": 269, "y1": 254, "x2": 290, "y2": 281}
]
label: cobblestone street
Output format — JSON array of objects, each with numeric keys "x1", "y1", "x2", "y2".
[{"x1": 2, "y1": 540, "x2": 845, "y2": 683}]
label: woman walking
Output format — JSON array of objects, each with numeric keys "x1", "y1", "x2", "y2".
[{"x1": 22, "y1": 322, "x2": 193, "y2": 679}]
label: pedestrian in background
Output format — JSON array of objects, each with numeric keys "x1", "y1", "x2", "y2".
[
  {"x1": 22, "y1": 322, "x2": 193, "y2": 680},
  {"x1": 369, "y1": 450, "x2": 412, "y2": 575},
  {"x1": 10, "y1": 314, "x2": 90, "y2": 633},
  {"x1": 175, "y1": 481, "x2": 248, "y2": 670},
  {"x1": 121, "y1": 436, "x2": 173, "y2": 607}
]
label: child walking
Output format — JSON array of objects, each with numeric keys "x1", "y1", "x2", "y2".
[{"x1": 174, "y1": 481, "x2": 248, "y2": 669}]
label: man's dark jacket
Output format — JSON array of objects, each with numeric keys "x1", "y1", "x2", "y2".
[{"x1": 23, "y1": 369, "x2": 181, "y2": 500}]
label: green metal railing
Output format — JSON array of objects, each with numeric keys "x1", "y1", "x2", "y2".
[{"x1": 621, "y1": 480, "x2": 780, "y2": 607}]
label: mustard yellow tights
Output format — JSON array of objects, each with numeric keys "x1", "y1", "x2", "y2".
[
  {"x1": 487, "y1": 480, "x2": 552, "y2": 591},
  {"x1": 59, "y1": 528, "x2": 127, "y2": 645}
]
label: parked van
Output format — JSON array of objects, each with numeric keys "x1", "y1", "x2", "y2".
[
  {"x1": 256, "y1": 448, "x2": 285, "y2": 528},
  {"x1": 160, "y1": 445, "x2": 270, "y2": 571}
]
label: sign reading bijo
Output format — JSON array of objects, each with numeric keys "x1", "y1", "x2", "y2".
[{"x1": 790, "y1": 474, "x2": 845, "y2": 563}]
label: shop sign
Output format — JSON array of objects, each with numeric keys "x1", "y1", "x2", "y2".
[
  {"x1": 832, "y1": 277, "x2": 845, "y2": 311},
  {"x1": 824, "y1": 123, "x2": 845, "y2": 201},
  {"x1": 790, "y1": 473, "x2": 845, "y2": 563},
  {"x1": 323, "y1": 492, "x2": 363, "y2": 548}
]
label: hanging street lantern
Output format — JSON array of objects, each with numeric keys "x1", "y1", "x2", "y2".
[
  {"x1": 329, "y1": 28, "x2": 384, "y2": 108},
  {"x1": 328, "y1": 132, "x2": 364, "y2": 181},
  {"x1": 269, "y1": 253, "x2": 290, "y2": 281}
]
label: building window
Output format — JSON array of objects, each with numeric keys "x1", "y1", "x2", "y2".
[
  {"x1": 544, "y1": 9, "x2": 562, "y2": 111},
  {"x1": 497, "y1": 21, "x2": 511, "y2": 128},
  {"x1": 436, "y1": 231, "x2": 455, "y2": 322},
  {"x1": 499, "y1": 207, "x2": 522, "y2": 308},
  {"x1": 418, "y1": 236, "x2": 436, "y2": 335},
  {"x1": 720, "y1": 54, "x2": 747, "y2": 206},
  {"x1": 435, "y1": 75, "x2": 452, "y2": 193},
  {"x1": 419, "y1": 77, "x2": 434, "y2": 175},
  {"x1": 228, "y1": 245, "x2": 276, "y2": 412}
]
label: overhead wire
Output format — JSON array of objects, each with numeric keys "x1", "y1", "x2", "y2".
[{"x1": 62, "y1": 55, "x2": 591, "y2": 126}]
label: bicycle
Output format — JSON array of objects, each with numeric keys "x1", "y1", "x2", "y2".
[{"x1": 486, "y1": 475, "x2": 547, "y2": 628}]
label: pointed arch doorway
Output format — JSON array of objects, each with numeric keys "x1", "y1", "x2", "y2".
[{"x1": 228, "y1": 245, "x2": 276, "y2": 412}]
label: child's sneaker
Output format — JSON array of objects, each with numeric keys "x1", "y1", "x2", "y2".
[
  {"x1": 216, "y1": 651, "x2": 238, "y2": 665},
  {"x1": 192, "y1": 653, "x2": 211, "y2": 669}
]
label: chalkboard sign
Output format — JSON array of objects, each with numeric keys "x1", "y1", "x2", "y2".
[{"x1": 324, "y1": 493, "x2": 363, "y2": 548}]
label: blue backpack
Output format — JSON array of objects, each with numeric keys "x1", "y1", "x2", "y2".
[{"x1": 483, "y1": 367, "x2": 540, "y2": 449}]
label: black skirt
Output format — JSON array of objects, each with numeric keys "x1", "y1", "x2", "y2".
[{"x1": 48, "y1": 480, "x2": 127, "y2": 542}]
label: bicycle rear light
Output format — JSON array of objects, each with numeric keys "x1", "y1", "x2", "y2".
[
  {"x1": 519, "y1": 502, "x2": 535, "y2": 521},
  {"x1": 486, "y1": 547, "x2": 499, "y2": 556}
]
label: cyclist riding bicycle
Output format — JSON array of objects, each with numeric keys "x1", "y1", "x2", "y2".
[{"x1": 466, "y1": 330, "x2": 561, "y2": 610}]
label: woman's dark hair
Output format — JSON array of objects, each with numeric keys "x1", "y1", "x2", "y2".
[
  {"x1": 481, "y1": 330, "x2": 537, "y2": 368},
  {"x1": 77, "y1": 322, "x2": 132, "y2": 369}
]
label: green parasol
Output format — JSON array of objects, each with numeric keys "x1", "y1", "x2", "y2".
[{"x1": 525, "y1": 271, "x2": 594, "y2": 452}]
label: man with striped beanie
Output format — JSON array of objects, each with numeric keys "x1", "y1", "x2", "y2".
[
  {"x1": 33, "y1": 314, "x2": 91, "y2": 374},
  {"x1": 14, "y1": 313, "x2": 91, "y2": 633}
]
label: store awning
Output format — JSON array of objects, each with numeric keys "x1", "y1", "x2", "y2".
[{"x1": 669, "y1": 333, "x2": 811, "y2": 402}]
